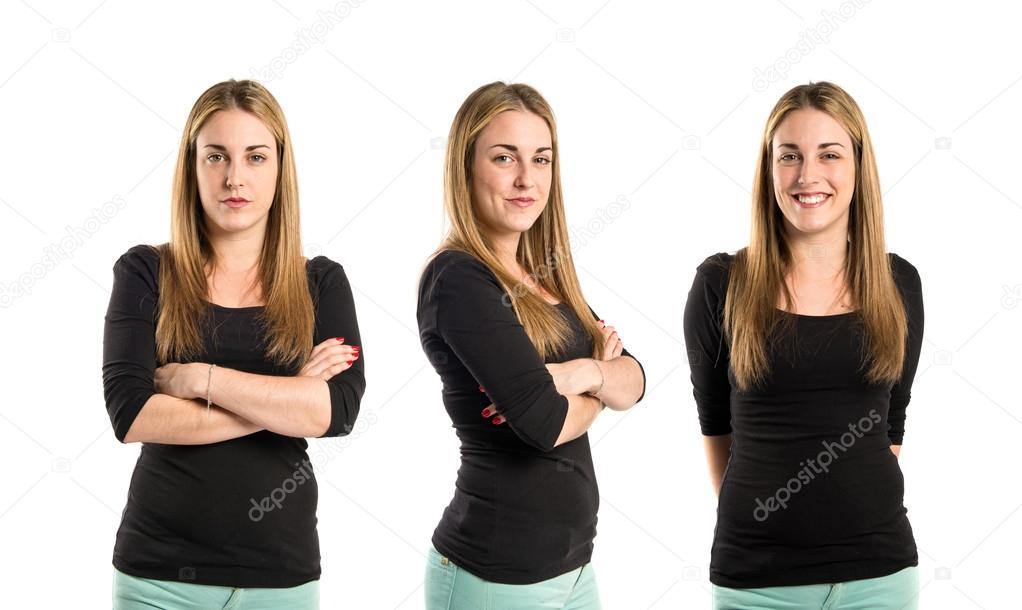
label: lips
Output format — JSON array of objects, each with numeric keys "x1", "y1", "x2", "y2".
[
  {"x1": 791, "y1": 192, "x2": 830, "y2": 209},
  {"x1": 506, "y1": 197, "x2": 535, "y2": 209},
  {"x1": 223, "y1": 197, "x2": 250, "y2": 209}
]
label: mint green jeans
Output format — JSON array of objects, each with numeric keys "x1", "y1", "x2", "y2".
[
  {"x1": 424, "y1": 546, "x2": 601, "y2": 609},
  {"x1": 112, "y1": 569, "x2": 319, "y2": 609},
  {"x1": 712, "y1": 566, "x2": 919, "y2": 610}
]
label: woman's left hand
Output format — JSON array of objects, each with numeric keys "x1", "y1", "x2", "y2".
[{"x1": 154, "y1": 362, "x2": 205, "y2": 400}]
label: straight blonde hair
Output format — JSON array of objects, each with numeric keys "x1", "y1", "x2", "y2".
[
  {"x1": 725, "y1": 81, "x2": 907, "y2": 390},
  {"x1": 435, "y1": 82, "x2": 603, "y2": 360},
  {"x1": 155, "y1": 79, "x2": 313, "y2": 367}
]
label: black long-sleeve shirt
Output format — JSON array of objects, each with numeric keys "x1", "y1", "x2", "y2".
[
  {"x1": 684, "y1": 252, "x2": 923, "y2": 588},
  {"x1": 417, "y1": 250, "x2": 645, "y2": 584},
  {"x1": 102, "y1": 244, "x2": 365, "y2": 588}
]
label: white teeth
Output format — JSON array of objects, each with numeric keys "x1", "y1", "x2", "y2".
[{"x1": 796, "y1": 194, "x2": 827, "y2": 205}]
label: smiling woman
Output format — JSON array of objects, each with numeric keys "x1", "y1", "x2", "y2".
[
  {"x1": 102, "y1": 80, "x2": 364, "y2": 610},
  {"x1": 683, "y1": 82, "x2": 924, "y2": 610}
]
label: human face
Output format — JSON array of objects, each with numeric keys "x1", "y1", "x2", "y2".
[
  {"x1": 470, "y1": 110, "x2": 553, "y2": 248},
  {"x1": 195, "y1": 109, "x2": 278, "y2": 239},
  {"x1": 771, "y1": 108, "x2": 855, "y2": 238}
]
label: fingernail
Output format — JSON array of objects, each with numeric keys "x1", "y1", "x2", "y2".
[
  {"x1": 336, "y1": 337, "x2": 345, "y2": 342},
  {"x1": 346, "y1": 360, "x2": 353, "y2": 365},
  {"x1": 478, "y1": 385, "x2": 485, "y2": 392},
  {"x1": 481, "y1": 407, "x2": 492, "y2": 417},
  {"x1": 492, "y1": 417, "x2": 505, "y2": 425}
]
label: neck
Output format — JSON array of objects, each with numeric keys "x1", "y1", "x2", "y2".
[
  {"x1": 783, "y1": 224, "x2": 848, "y2": 278},
  {"x1": 207, "y1": 226, "x2": 266, "y2": 273}
]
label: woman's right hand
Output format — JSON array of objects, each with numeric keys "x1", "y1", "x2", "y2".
[
  {"x1": 298, "y1": 337, "x2": 360, "y2": 380},
  {"x1": 599, "y1": 320, "x2": 623, "y2": 361}
]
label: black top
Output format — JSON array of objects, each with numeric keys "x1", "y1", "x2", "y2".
[
  {"x1": 102, "y1": 244, "x2": 365, "y2": 588},
  {"x1": 417, "y1": 250, "x2": 645, "y2": 585},
  {"x1": 684, "y1": 252, "x2": 923, "y2": 588}
]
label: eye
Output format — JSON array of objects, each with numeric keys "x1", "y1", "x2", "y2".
[
  {"x1": 250, "y1": 154, "x2": 266, "y2": 163},
  {"x1": 821, "y1": 152, "x2": 841, "y2": 160},
  {"x1": 494, "y1": 154, "x2": 513, "y2": 163},
  {"x1": 534, "y1": 157, "x2": 551, "y2": 165},
  {"x1": 778, "y1": 153, "x2": 800, "y2": 162},
  {"x1": 207, "y1": 153, "x2": 225, "y2": 162}
]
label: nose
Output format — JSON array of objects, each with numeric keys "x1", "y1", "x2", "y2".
[
  {"x1": 514, "y1": 162, "x2": 534, "y2": 190},
  {"x1": 226, "y1": 161, "x2": 244, "y2": 190},
  {"x1": 797, "y1": 157, "x2": 818, "y2": 186}
]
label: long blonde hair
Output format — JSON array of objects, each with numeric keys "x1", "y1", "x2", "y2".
[
  {"x1": 155, "y1": 79, "x2": 313, "y2": 367},
  {"x1": 435, "y1": 81, "x2": 603, "y2": 359},
  {"x1": 725, "y1": 81, "x2": 907, "y2": 390}
]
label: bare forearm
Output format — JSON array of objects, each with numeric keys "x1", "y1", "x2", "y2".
[
  {"x1": 704, "y1": 433, "x2": 732, "y2": 496},
  {"x1": 211, "y1": 367, "x2": 331, "y2": 438},
  {"x1": 554, "y1": 394, "x2": 604, "y2": 447},
  {"x1": 123, "y1": 394, "x2": 262, "y2": 445},
  {"x1": 596, "y1": 356, "x2": 644, "y2": 410},
  {"x1": 891, "y1": 444, "x2": 901, "y2": 457}
]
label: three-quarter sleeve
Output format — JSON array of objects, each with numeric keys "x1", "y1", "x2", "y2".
[
  {"x1": 102, "y1": 245, "x2": 160, "y2": 443},
  {"x1": 683, "y1": 254, "x2": 733, "y2": 436},
  {"x1": 887, "y1": 255, "x2": 924, "y2": 445},
  {"x1": 586, "y1": 306, "x2": 647, "y2": 403},
  {"x1": 430, "y1": 253, "x2": 569, "y2": 452},
  {"x1": 312, "y1": 258, "x2": 366, "y2": 438}
]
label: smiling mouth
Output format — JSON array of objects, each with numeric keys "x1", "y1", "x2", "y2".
[{"x1": 791, "y1": 193, "x2": 830, "y2": 208}]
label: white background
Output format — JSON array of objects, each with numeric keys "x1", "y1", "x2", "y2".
[{"x1": 1, "y1": 1, "x2": 1020, "y2": 608}]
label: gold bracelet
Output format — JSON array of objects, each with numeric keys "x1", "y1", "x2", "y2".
[
  {"x1": 592, "y1": 359, "x2": 605, "y2": 397},
  {"x1": 206, "y1": 364, "x2": 215, "y2": 419}
]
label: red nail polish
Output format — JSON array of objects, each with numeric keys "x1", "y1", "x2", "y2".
[
  {"x1": 478, "y1": 385, "x2": 485, "y2": 392},
  {"x1": 336, "y1": 337, "x2": 345, "y2": 342},
  {"x1": 492, "y1": 418, "x2": 503, "y2": 425},
  {"x1": 346, "y1": 360, "x2": 353, "y2": 365}
]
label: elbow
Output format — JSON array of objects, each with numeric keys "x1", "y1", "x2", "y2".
[{"x1": 317, "y1": 385, "x2": 362, "y2": 438}]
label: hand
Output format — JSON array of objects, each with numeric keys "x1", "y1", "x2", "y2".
[
  {"x1": 598, "y1": 319, "x2": 623, "y2": 361},
  {"x1": 299, "y1": 337, "x2": 360, "y2": 381},
  {"x1": 481, "y1": 404, "x2": 506, "y2": 425},
  {"x1": 154, "y1": 362, "x2": 205, "y2": 400}
]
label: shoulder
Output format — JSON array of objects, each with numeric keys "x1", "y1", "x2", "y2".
[
  {"x1": 306, "y1": 255, "x2": 351, "y2": 294},
  {"x1": 421, "y1": 249, "x2": 501, "y2": 300},
  {"x1": 887, "y1": 252, "x2": 922, "y2": 292},
  {"x1": 113, "y1": 244, "x2": 162, "y2": 291},
  {"x1": 693, "y1": 251, "x2": 735, "y2": 295}
]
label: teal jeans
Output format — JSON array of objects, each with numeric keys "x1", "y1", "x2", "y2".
[
  {"x1": 424, "y1": 546, "x2": 601, "y2": 610},
  {"x1": 712, "y1": 566, "x2": 919, "y2": 610},
  {"x1": 112, "y1": 569, "x2": 319, "y2": 610}
]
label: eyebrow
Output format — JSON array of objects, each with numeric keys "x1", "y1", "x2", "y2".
[
  {"x1": 776, "y1": 142, "x2": 845, "y2": 149},
  {"x1": 489, "y1": 144, "x2": 553, "y2": 153},
  {"x1": 202, "y1": 144, "x2": 272, "y2": 151}
]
